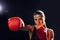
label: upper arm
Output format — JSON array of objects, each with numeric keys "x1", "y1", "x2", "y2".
[{"x1": 47, "y1": 29, "x2": 54, "y2": 40}]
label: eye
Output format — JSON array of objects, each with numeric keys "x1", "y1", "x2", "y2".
[{"x1": 34, "y1": 19, "x2": 37, "y2": 21}]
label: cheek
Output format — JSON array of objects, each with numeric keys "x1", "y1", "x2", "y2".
[{"x1": 34, "y1": 20, "x2": 37, "y2": 24}]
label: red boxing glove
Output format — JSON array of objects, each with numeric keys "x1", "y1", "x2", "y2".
[{"x1": 8, "y1": 17, "x2": 25, "y2": 31}]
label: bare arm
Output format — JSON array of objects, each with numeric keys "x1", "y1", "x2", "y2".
[
  {"x1": 47, "y1": 29, "x2": 54, "y2": 40},
  {"x1": 20, "y1": 25, "x2": 34, "y2": 32},
  {"x1": 20, "y1": 25, "x2": 34, "y2": 40}
]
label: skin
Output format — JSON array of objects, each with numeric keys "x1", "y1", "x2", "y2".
[{"x1": 47, "y1": 28, "x2": 54, "y2": 40}]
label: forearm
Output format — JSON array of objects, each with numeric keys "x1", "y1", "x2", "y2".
[
  {"x1": 20, "y1": 26, "x2": 30, "y2": 31},
  {"x1": 20, "y1": 25, "x2": 34, "y2": 32}
]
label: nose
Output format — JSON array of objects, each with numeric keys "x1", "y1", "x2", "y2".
[{"x1": 36, "y1": 19, "x2": 40, "y2": 23}]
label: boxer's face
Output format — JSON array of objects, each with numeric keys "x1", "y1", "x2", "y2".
[{"x1": 34, "y1": 14, "x2": 43, "y2": 25}]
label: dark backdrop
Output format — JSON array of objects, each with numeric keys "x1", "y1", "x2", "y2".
[{"x1": 0, "y1": 0, "x2": 60, "y2": 40}]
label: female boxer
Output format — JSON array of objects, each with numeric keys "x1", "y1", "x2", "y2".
[
  {"x1": 25, "y1": 10, "x2": 54, "y2": 40},
  {"x1": 33, "y1": 10, "x2": 54, "y2": 40},
  {"x1": 19, "y1": 10, "x2": 54, "y2": 40},
  {"x1": 8, "y1": 10, "x2": 54, "y2": 40}
]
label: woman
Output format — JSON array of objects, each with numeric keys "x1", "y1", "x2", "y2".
[
  {"x1": 8, "y1": 10, "x2": 54, "y2": 40},
  {"x1": 33, "y1": 10, "x2": 54, "y2": 40},
  {"x1": 23, "y1": 10, "x2": 54, "y2": 40}
]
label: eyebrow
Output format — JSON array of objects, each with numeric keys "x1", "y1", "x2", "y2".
[{"x1": 34, "y1": 18, "x2": 42, "y2": 20}]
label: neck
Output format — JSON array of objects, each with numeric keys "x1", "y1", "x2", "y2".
[{"x1": 35, "y1": 24, "x2": 44, "y2": 29}]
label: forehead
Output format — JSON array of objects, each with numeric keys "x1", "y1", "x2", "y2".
[{"x1": 34, "y1": 14, "x2": 42, "y2": 19}]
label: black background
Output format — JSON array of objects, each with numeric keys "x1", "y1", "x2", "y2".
[{"x1": 0, "y1": 0, "x2": 60, "y2": 40}]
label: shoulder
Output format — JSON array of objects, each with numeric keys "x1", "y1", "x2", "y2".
[
  {"x1": 47, "y1": 28, "x2": 54, "y2": 33},
  {"x1": 26, "y1": 25, "x2": 34, "y2": 32}
]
